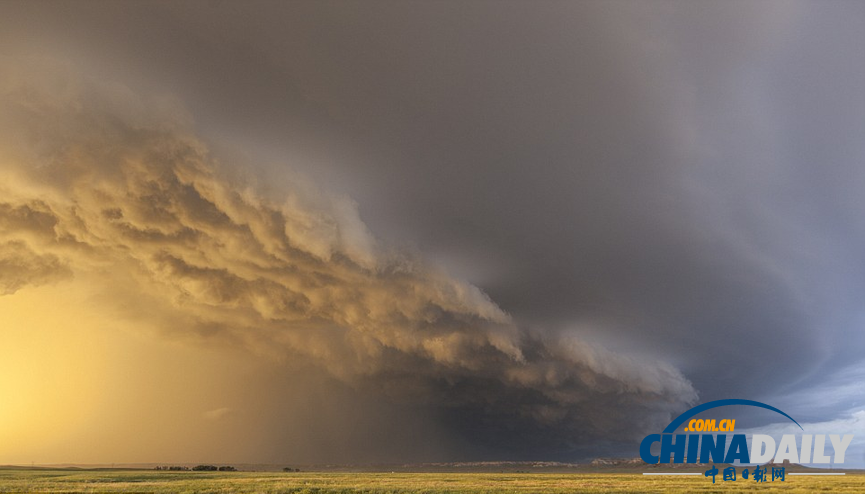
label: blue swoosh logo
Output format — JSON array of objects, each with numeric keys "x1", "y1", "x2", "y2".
[{"x1": 663, "y1": 399, "x2": 803, "y2": 433}]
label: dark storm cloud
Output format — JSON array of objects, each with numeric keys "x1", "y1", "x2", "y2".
[
  {"x1": 1, "y1": 0, "x2": 864, "y2": 459},
  {"x1": 0, "y1": 60, "x2": 694, "y2": 460}
]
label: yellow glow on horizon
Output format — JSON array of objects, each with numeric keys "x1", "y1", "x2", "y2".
[
  {"x1": 0, "y1": 282, "x2": 109, "y2": 456},
  {"x1": 0, "y1": 275, "x2": 268, "y2": 465}
]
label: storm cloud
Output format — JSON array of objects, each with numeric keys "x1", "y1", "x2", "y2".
[
  {"x1": 0, "y1": 0, "x2": 864, "y2": 463},
  {"x1": 0, "y1": 60, "x2": 694, "y2": 458}
]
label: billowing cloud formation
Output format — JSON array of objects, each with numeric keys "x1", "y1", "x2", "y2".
[
  {"x1": 0, "y1": 240, "x2": 71, "y2": 295},
  {"x1": 0, "y1": 60, "x2": 695, "y2": 455}
]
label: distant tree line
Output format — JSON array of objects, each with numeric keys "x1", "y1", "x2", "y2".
[{"x1": 154, "y1": 465, "x2": 236, "y2": 471}]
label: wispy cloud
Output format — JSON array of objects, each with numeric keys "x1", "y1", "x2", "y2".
[{"x1": 203, "y1": 407, "x2": 234, "y2": 421}]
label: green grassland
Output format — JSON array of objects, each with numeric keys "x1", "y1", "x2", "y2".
[{"x1": 0, "y1": 469, "x2": 863, "y2": 494}]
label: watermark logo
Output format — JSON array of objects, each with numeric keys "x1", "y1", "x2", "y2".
[{"x1": 640, "y1": 399, "x2": 854, "y2": 483}]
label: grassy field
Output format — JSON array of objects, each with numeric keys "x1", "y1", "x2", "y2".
[{"x1": 0, "y1": 469, "x2": 862, "y2": 493}]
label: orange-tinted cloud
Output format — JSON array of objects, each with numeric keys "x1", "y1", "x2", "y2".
[{"x1": 0, "y1": 58, "x2": 696, "y2": 459}]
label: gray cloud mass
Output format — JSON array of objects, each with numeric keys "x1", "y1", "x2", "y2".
[
  {"x1": 0, "y1": 0, "x2": 864, "y2": 462},
  {"x1": 0, "y1": 61, "x2": 694, "y2": 459}
]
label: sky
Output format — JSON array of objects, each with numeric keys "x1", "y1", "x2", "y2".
[{"x1": 0, "y1": 0, "x2": 864, "y2": 466}]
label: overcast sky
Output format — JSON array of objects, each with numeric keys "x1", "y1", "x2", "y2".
[{"x1": 1, "y1": 0, "x2": 864, "y2": 465}]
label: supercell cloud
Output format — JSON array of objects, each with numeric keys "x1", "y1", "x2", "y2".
[
  {"x1": 0, "y1": 0, "x2": 864, "y2": 464},
  {"x1": 0, "y1": 61, "x2": 694, "y2": 459}
]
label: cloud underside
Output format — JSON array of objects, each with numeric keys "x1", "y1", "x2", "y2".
[{"x1": 0, "y1": 61, "x2": 695, "y2": 453}]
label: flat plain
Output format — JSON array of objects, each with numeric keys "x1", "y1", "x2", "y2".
[{"x1": 0, "y1": 469, "x2": 863, "y2": 494}]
